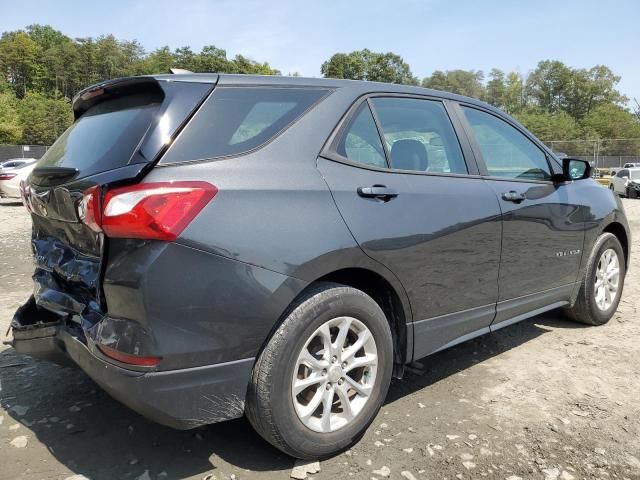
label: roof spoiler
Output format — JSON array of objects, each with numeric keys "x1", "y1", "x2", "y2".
[{"x1": 72, "y1": 77, "x2": 162, "y2": 119}]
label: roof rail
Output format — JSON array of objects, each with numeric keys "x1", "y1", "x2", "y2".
[{"x1": 169, "y1": 68, "x2": 193, "y2": 74}]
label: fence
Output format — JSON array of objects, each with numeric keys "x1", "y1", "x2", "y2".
[
  {"x1": 546, "y1": 139, "x2": 640, "y2": 169},
  {"x1": 0, "y1": 145, "x2": 49, "y2": 163}
]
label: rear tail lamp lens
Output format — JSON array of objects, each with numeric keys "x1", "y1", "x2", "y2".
[
  {"x1": 19, "y1": 180, "x2": 32, "y2": 213},
  {"x1": 79, "y1": 185, "x2": 102, "y2": 233},
  {"x1": 80, "y1": 181, "x2": 217, "y2": 241}
]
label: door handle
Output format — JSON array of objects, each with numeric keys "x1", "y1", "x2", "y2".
[
  {"x1": 357, "y1": 185, "x2": 399, "y2": 201},
  {"x1": 502, "y1": 190, "x2": 526, "y2": 203}
]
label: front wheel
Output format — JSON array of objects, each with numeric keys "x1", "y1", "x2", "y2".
[
  {"x1": 246, "y1": 283, "x2": 393, "y2": 459},
  {"x1": 564, "y1": 233, "x2": 625, "y2": 325}
]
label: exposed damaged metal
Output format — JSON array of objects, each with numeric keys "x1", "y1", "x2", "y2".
[{"x1": 9, "y1": 74, "x2": 259, "y2": 430}]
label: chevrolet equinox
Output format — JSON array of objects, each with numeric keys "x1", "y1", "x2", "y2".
[{"x1": 10, "y1": 73, "x2": 630, "y2": 459}]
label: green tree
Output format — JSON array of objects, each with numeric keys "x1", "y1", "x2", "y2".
[
  {"x1": 24, "y1": 24, "x2": 70, "y2": 93},
  {"x1": 321, "y1": 49, "x2": 417, "y2": 85},
  {"x1": 119, "y1": 40, "x2": 146, "y2": 75},
  {"x1": 525, "y1": 60, "x2": 573, "y2": 113},
  {"x1": 564, "y1": 65, "x2": 627, "y2": 120},
  {"x1": 26, "y1": 24, "x2": 68, "y2": 51},
  {"x1": 142, "y1": 46, "x2": 175, "y2": 73},
  {"x1": 513, "y1": 110, "x2": 579, "y2": 142},
  {"x1": 75, "y1": 37, "x2": 99, "y2": 88},
  {"x1": 174, "y1": 46, "x2": 198, "y2": 71},
  {"x1": 0, "y1": 31, "x2": 40, "y2": 97},
  {"x1": 525, "y1": 61, "x2": 626, "y2": 120},
  {"x1": 422, "y1": 69, "x2": 485, "y2": 99},
  {"x1": 17, "y1": 92, "x2": 73, "y2": 144},
  {"x1": 95, "y1": 35, "x2": 134, "y2": 79},
  {"x1": 321, "y1": 52, "x2": 366, "y2": 80},
  {"x1": 0, "y1": 92, "x2": 22, "y2": 143},
  {"x1": 582, "y1": 104, "x2": 640, "y2": 155},
  {"x1": 228, "y1": 54, "x2": 280, "y2": 75},
  {"x1": 633, "y1": 99, "x2": 640, "y2": 121},
  {"x1": 366, "y1": 51, "x2": 417, "y2": 84},
  {"x1": 196, "y1": 45, "x2": 230, "y2": 72},
  {"x1": 41, "y1": 38, "x2": 80, "y2": 98},
  {"x1": 504, "y1": 72, "x2": 526, "y2": 115},
  {"x1": 486, "y1": 68, "x2": 506, "y2": 108},
  {"x1": 582, "y1": 104, "x2": 640, "y2": 139}
]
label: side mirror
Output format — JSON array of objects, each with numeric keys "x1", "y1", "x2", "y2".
[{"x1": 562, "y1": 158, "x2": 591, "y2": 181}]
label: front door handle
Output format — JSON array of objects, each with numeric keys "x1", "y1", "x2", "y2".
[
  {"x1": 357, "y1": 185, "x2": 399, "y2": 201},
  {"x1": 502, "y1": 190, "x2": 526, "y2": 203}
]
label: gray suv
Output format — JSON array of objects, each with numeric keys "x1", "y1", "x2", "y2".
[{"x1": 11, "y1": 73, "x2": 630, "y2": 459}]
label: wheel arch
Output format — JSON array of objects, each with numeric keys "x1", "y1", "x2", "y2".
[
  {"x1": 257, "y1": 264, "x2": 413, "y2": 380},
  {"x1": 602, "y1": 221, "x2": 630, "y2": 268},
  {"x1": 314, "y1": 268, "x2": 410, "y2": 378}
]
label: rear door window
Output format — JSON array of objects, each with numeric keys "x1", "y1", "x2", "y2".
[
  {"x1": 336, "y1": 103, "x2": 387, "y2": 168},
  {"x1": 161, "y1": 87, "x2": 330, "y2": 163},
  {"x1": 370, "y1": 97, "x2": 467, "y2": 174}
]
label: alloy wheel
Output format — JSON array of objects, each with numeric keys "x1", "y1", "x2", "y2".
[
  {"x1": 291, "y1": 316, "x2": 378, "y2": 433},
  {"x1": 594, "y1": 248, "x2": 620, "y2": 311}
]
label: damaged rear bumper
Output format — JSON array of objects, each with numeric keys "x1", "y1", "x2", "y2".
[{"x1": 10, "y1": 300, "x2": 254, "y2": 429}]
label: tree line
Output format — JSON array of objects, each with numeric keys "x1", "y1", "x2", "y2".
[
  {"x1": 1, "y1": 25, "x2": 639, "y2": 155},
  {"x1": 322, "y1": 51, "x2": 640, "y2": 155},
  {"x1": 0, "y1": 25, "x2": 280, "y2": 145}
]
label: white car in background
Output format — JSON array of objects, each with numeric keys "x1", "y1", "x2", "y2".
[
  {"x1": 0, "y1": 161, "x2": 37, "y2": 199},
  {"x1": 610, "y1": 167, "x2": 640, "y2": 198},
  {"x1": 0, "y1": 158, "x2": 37, "y2": 172}
]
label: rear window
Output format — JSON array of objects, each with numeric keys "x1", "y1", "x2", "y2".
[
  {"x1": 36, "y1": 91, "x2": 162, "y2": 178},
  {"x1": 161, "y1": 86, "x2": 329, "y2": 163}
]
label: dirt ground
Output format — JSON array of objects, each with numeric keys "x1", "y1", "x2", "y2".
[{"x1": 1, "y1": 196, "x2": 639, "y2": 480}]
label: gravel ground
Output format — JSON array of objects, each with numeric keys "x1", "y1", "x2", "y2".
[{"x1": 1, "y1": 196, "x2": 639, "y2": 480}]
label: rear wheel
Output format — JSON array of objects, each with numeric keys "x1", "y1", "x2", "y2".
[
  {"x1": 564, "y1": 233, "x2": 625, "y2": 325},
  {"x1": 246, "y1": 283, "x2": 393, "y2": 459}
]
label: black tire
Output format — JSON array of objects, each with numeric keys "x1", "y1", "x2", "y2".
[
  {"x1": 564, "y1": 233, "x2": 625, "y2": 325},
  {"x1": 245, "y1": 283, "x2": 393, "y2": 459}
]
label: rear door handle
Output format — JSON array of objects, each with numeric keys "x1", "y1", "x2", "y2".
[
  {"x1": 357, "y1": 185, "x2": 399, "y2": 201},
  {"x1": 501, "y1": 190, "x2": 526, "y2": 203}
]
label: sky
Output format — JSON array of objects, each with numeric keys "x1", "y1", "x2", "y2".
[{"x1": 2, "y1": 0, "x2": 640, "y2": 101}]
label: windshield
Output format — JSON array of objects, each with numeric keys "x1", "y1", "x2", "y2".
[{"x1": 36, "y1": 91, "x2": 162, "y2": 179}]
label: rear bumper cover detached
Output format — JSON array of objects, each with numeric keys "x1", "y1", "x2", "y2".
[{"x1": 10, "y1": 306, "x2": 254, "y2": 429}]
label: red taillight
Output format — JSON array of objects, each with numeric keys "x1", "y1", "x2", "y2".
[
  {"x1": 80, "y1": 185, "x2": 102, "y2": 233},
  {"x1": 0, "y1": 173, "x2": 17, "y2": 181},
  {"x1": 97, "y1": 344, "x2": 162, "y2": 367},
  {"x1": 81, "y1": 181, "x2": 217, "y2": 240},
  {"x1": 19, "y1": 180, "x2": 32, "y2": 213}
]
